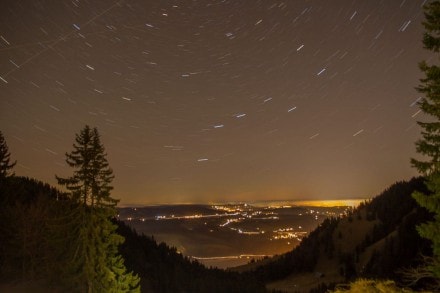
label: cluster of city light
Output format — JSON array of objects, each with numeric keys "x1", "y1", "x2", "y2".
[
  {"x1": 220, "y1": 218, "x2": 241, "y2": 227},
  {"x1": 211, "y1": 204, "x2": 283, "y2": 236},
  {"x1": 153, "y1": 213, "x2": 238, "y2": 221},
  {"x1": 265, "y1": 205, "x2": 292, "y2": 209},
  {"x1": 271, "y1": 227, "x2": 307, "y2": 241},
  {"x1": 213, "y1": 204, "x2": 278, "y2": 218},
  {"x1": 302, "y1": 208, "x2": 351, "y2": 219},
  {"x1": 230, "y1": 227, "x2": 266, "y2": 235},
  {"x1": 190, "y1": 254, "x2": 271, "y2": 261},
  {"x1": 212, "y1": 204, "x2": 250, "y2": 213}
]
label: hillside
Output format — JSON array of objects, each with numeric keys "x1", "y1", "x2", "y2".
[
  {"x1": 242, "y1": 177, "x2": 433, "y2": 293},
  {"x1": 116, "y1": 220, "x2": 266, "y2": 292}
]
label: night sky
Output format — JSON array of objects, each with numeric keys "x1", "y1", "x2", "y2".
[{"x1": 0, "y1": 0, "x2": 432, "y2": 205}]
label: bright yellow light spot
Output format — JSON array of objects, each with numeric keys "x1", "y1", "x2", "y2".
[{"x1": 293, "y1": 199, "x2": 365, "y2": 207}]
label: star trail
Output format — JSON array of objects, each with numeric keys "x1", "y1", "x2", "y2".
[{"x1": 0, "y1": 0, "x2": 431, "y2": 204}]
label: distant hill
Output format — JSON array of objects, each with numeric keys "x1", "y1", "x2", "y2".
[{"x1": 237, "y1": 177, "x2": 433, "y2": 292}]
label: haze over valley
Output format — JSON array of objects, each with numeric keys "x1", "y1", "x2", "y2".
[{"x1": 119, "y1": 200, "x2": 362, "y2": 268}]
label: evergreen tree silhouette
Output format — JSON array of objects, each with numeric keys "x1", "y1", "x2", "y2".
[
  {"x1": 0, "y1": 131, "x2": 16, "y2": 180},
  {"x1": 411, "y1": 0, "x2": 440, "y2": 284},
  {"x1": 56, "y1": 125, "x2": 140, "y2": 292}
]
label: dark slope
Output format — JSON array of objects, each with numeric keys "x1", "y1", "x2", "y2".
[
  {"x1": 244, "y1": 177, "x2": 433, "y2": 292},
  {"x1": 116, "y1": 221, "x2": 266, "y2": 293}
]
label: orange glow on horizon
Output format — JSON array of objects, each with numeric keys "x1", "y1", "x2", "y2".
[{"x1": 291, "y1": 199, "x2": 366, "y2": 207}]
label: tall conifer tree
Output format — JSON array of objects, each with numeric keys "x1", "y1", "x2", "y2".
[
  {"x1": 0, "y1": 131, "x2": 16, "y2": 179},
  {"x1": 57, "y1": 125, "x2": 140, "y2": 292},
  {"x1": 56, "y1": 125, "x2": 116, "y2": 207},
  {"x1": 411, "y1": 0, "x2": 440, "y2": 281}
]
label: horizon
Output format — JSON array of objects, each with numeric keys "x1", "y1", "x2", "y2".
[{"x1": 117, "y1": 197, "x2": 369, "y2": 208}]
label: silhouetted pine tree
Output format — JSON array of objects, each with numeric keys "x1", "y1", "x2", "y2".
[
  {"x1": 56, "y1": 125, "x2": 116, "y2": 207},
  {"x1": 411, "y1": 1, "x2": 440, "y2": 286},
  {"x1": 0, "y1": 131, "x2": 16, "y2": 180},
  {"x1": 56, "y1": 125, "x2": 140, "y2": 292}
]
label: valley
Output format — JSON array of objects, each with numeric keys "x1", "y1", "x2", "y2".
[{"x1": 118, "y1": 201, "x2": 362, "y2": 268}]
